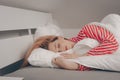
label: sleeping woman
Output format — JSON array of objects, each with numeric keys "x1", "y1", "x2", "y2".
[{"x1": 22, "y1": 23, "x2": 119, "y2": 71}]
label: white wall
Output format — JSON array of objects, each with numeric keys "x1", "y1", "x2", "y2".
[
  {"x1": 62, "y1": 28, "x2": 80, "y2": 38},
  {"x1": 0, "y1": 0, "x2": 120, "y2": 29}
]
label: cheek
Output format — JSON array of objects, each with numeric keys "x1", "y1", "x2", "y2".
[
  {"x1": 66, "y1": 41, "x2": 74, "y2": 48},
  {"x1": 48, "y1": 43, "x2": 55, "y2": 52},
  {"x1": 48, "y1": 43, "x2": 52, "y2": 50}
]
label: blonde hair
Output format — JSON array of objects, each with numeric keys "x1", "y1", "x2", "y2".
[{"x1": 21, "y1": 35, "x2": 57, "y2": 67}]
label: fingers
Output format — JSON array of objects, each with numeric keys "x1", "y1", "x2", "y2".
[
  {"x1": 52, "y1": 57, "x2": 64, "y2": 65},
  {"x1": 60, "y1": 53, "x2": 73, "y2": 59}
]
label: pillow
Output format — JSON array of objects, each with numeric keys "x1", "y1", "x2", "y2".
[
  {"x1": 34, "y1": 23, "x2": 63, "y2": 40},
  {"x1": 71, "y1": 54, "x2": 120, "y2": 71},
  {"x1": 72, "y1": 38, "x2": 99, "y2": 55},
  {"x1": 101, "y1": 14, "x2": 120, "y2": 28},
  {"x1": 28, "y1": 48, "x2": 60, "y2": 68}
]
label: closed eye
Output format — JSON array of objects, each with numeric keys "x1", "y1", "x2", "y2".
[
  {"x1": 58, "y1": 43, "x2": 60, "y2": 48},
  {"x1": 64, "y1": 38, "x2": 69, "y2": 40}
]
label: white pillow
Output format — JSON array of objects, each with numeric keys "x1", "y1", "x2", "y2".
[
  {"x1": 34, "y1": 23, "x2": 63, "y2": 40},
  {"x1": 73, "y1": 38, "x2": 99, "y2": 55},
  {"x1": 28, "y1": 48, "x2": 60, "y2": 68},
  {"x1": 101, "y1": 14, "x2": 120, "y2": 28},
  {"x1": 71, "y1": 54, "x2": 120, "y2": 71}
]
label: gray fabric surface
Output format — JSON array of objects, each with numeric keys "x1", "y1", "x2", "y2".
[{"x1": 5, "y1": 67, "x2": 120, "y2": 80}]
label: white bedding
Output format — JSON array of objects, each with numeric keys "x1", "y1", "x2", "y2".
[
  {"x1": 71, "y1": 54, "x2": 120, "y2": 71},
  {"x1": 28, "y1": 14, "x2": 120, "y2": 71}
]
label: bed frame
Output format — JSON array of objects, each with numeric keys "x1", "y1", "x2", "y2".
[{"x1": 0, "y1": 5, "x2": 53, "y2": 75}]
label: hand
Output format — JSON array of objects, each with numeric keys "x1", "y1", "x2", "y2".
[{"x1": 60, "y1": 53, "x2": 81, "y2": 59}]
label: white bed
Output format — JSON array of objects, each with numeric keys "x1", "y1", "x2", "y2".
[{"x1": 0, "y1": 5, "x2": 120, "y2": 80}]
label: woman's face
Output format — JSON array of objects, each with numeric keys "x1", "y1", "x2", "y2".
[{"x1": 48, "y1": 36, "x2": 75, "y2": 52}]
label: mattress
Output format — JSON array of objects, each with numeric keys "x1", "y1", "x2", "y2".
[{"x1": 5, "y1": 66, "x2": 120, "y2": 80}]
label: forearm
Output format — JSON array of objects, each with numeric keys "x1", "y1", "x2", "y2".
[
  {"x1": 60, "y1": 53, "x2": 88, "y2": 59},
  {"x1": 52, "y1": 57, "x2": 79, "y2": 70}
]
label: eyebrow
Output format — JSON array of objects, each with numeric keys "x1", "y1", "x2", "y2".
[
  {"x1": 64, "y1": 38, "x2": 69, "y2": 40},
  {"x1": 51, "y1": 37, "x2": 58, "y2": 42}
]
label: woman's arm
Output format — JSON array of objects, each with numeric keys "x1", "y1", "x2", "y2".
[
  {"x1": 60, "y1": 53, "x2": 88, "y2": 59},
  {"x1": 52, "y1": 54, "x2": 91, "y2": 70},
  {"x1": 70, "y1": 27, "x2": 86, "y2": 43},
  {"x1": 52, "y1": 57, "x2": 79, "y2": 70}
]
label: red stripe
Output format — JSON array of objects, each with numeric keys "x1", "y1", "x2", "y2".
[{"x1": 78, "y1": 65, "x2": 91, "y2": 71}]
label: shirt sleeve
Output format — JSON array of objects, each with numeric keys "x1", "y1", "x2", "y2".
[
  {"x1": 70, "y1": 28, "x2": 86, "y2": 42},
  {"x1": 87, "y1": 40, "x2": 118, "y2": 56},
  {"x1": 78, "y1": 65, "x2": 91, "y2": 71}
]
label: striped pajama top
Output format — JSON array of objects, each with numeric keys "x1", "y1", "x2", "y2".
[{"x1": 70, "y1": 23, "x2": 119, "y2": 71}]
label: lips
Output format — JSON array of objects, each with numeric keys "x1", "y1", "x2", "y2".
[{"x1": 65, "y1": 46, "x2": 68, "y2": 50}]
